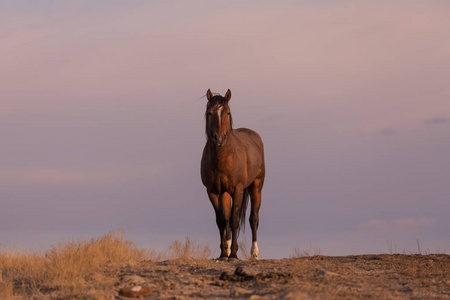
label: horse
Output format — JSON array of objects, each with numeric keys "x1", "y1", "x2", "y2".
[{"x1": 201, "y1": 89, "x2": 265, "y2": 261}]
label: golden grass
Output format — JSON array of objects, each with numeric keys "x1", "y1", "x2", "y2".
[
  {"x1": 0, "y1": 230, "x2": 153, "y2": 299},
  {"x1": 166, "y1": 236, "x2": 212, "y2": 260},
  {"x1": 0, "y1": 232, "x2": 214, "y2": 298},
  {"x1": 238, "y1": 239, "x2": 251, "y2": 260},
  {"x1": 291, "y1": 245, "x2": 322, "y2": 258},
  {"x1": 1, "y1": 232, "x2": 448, "y2": 299}
]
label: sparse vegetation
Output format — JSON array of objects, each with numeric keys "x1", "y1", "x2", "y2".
[
  {"x1": 166, "y1": 236, "x2": 212, "y2": 260},
  {"x1": 1, "y1": 233, "x2": 449, "y2": 299},
  {"x1": 291, "y1": 245, "x2": 321, "y2": 258},
  {"x1": 0, "y1": 230, "x2": 153, "y2": 299},
  {"x1": 238, "y1": 239, "x2": 251, "y2": 261}
]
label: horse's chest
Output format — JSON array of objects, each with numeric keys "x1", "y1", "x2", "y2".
[
  {"x1": 210, "y1": 167, "x2": 239, "y2": 194},
  {"x1": 202, "y1": 149, "x2": 245, "y2": 194},
  {"x1": 215, "y1": 174, "x2": 234, "y2": 193}
]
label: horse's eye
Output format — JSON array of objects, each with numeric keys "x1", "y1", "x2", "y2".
[{"x1": 227, "y1": 112, "x2": 231, "y2": 115}]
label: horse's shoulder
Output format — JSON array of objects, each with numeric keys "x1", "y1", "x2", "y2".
[{"x1": 201, "y1": 145, "x2": 212, "y2": 172}]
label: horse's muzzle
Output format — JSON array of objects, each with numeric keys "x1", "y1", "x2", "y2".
[{"x1": 214, "y1": 133, "x2": 227, "y2": 147}]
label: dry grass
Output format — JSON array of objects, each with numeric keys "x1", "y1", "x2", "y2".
[
  {"x1": 0, "y1": 233, "x2": 213, "y2": 298},
  {"x1": 0, "y1": 230, "x2": 153, "y2": 299},
  {"x1": 238, "y1": 239, "x2": 251, "y2": 260},
  {"x1": 166, "y1": 236, "x2": 212, "y2": 260},
  {"x1": 291, "y1": 245, "x2": 322, "y2": 258},
  {"x1": 2, "y1": 233, "x2": 448, "y2": 299}
]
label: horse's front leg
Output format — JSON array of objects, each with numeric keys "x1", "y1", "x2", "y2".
[
  {"x1": 219, "y1": 192, "x2": 232, "y2": 258},
  {"x1": 209, "y1": 192, "x2": 231, "y2": 260},
  {"x1": 208, "y1": 192, "x2": 226, "y2": 259},
  {"x1": 217, "y1": 213, "x2": 229, "y2": 260},
  {"x1": 229, "y1": 189, "x2": 244, "y2": 260}
]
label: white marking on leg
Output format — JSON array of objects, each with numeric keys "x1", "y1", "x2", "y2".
[
  {"x1": 226, "y1": 239, "x2": 231, "y2": 256},
  {"x1": 251, "y1": 241, "x2": 259, "y2": 259}
]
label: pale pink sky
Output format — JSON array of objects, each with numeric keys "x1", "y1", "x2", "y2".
[{"x1": 1, "y1": 1, "x2": 449, "y2": 257}]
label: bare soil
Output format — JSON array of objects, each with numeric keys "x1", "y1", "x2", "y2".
[{"x1": 116, "y1": 254, "x2": 450, "y2": 299}]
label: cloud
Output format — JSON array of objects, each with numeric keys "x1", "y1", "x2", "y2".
[
  {"x1": 1, "y1": 1, "x2": 450, "y2": 256},
  {"x1": 377, "y1": 128, "x2": 396, "y2": 136},
  {"x1": 0, "y1": 168, "x2": 113, "y2": 186},
  {"x1": 359, "y1": 217, "x2": 437, "y2": 232},
  {"x1": 0, "y1": 165, "x2": 169, "y2": 187},
  {"x1": 425, "y1": 117, "x2": 449, "y2": 125}
]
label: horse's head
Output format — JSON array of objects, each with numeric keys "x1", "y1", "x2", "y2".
[{"x1": 205, "y1": 89, "x2": 233, "y2": 148}]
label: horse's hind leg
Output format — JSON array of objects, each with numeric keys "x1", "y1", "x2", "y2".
[
  {"x1": 249, "y1": 177, "x2": 263, "y2": 259},
  {"x1": 226, "y1": 222, "x2": 231, "y2": 256}
]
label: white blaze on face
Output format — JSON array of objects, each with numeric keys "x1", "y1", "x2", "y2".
[
  {"x1": 217, "y1": 105, "x2": 223, "y2": 126},
  {"x1": 226, "y1": 239, "x2": 231, "y2": 256}
]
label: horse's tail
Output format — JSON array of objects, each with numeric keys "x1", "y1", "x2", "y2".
[{"x1": 238, "y1": 188, "x2": 249, "y2": 236}]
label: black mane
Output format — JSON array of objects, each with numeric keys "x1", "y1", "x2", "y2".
[{"x1": 206, "y1": 94, "x2": 228, "y2": 108}]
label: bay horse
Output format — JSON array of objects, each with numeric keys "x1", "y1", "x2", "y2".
[{"x1": 201, "y1": 89, "x2": 265, "y2": 261}]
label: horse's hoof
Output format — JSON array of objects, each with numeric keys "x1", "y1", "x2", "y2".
[
  {"x1": 251, "y1": 254, "x2": 259, "y2": 260},
  {"x1": 228, "y1": 257, "x2": 240, "y2": 262},
  {"x1": 218, "y1": 256, "x2": 229, "y2": 262}
]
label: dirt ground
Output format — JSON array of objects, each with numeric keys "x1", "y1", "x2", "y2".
[{"x1": 115, "y1": 254, "x2": 450, "y2": 299}]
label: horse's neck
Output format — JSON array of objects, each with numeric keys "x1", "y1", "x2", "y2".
[{"x1": 208, "y1": 133, "x2": 236, "y2": 161}]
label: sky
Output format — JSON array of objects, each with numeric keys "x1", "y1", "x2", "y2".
[{"x1": 1, "y1": 1, "x2": 449, "y2": 258}]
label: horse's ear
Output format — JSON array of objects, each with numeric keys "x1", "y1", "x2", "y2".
[
  {"x1": 206, "y1": 89, "x2": 213, "y2": 101},
  {"x1": 224, "y1": 89, "x2": 231, "y2": 102}
]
